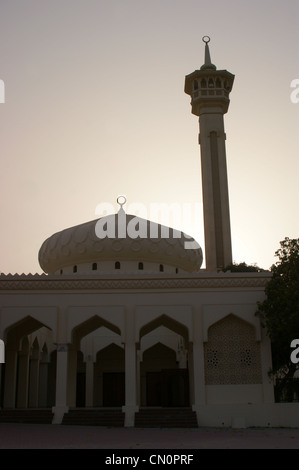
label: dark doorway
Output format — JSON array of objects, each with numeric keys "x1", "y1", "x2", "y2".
[
  {"x1": 146, "y1": 369, "x2": 189, "y2": 407},
  {"x1": 103, "y1": 372, "x2": 125, "y2": 407},
  {"x1": 76, "y1": 372, "x2": 86, "y2": 407},
  {"x1": 146, "y1": 372, "x2": 162, "y2": 406}
]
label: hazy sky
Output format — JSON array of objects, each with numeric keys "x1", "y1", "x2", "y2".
[{"x1": 0, "y1": 0, "x2": 298, "y2": 274}]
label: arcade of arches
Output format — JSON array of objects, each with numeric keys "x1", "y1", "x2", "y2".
[{"x1": 0, "y1": 310, "x2": 268, "y2": 426}]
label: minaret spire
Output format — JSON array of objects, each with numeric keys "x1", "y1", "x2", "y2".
[
  {"x1": 184, "y1": 37, "x2": 235, "y2": 271},
  {"x1": 200, "y1": 36, "x2": 216, "y2": 71}
]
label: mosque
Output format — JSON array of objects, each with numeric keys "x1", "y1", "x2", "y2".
[{"x1": 0, "y1": 38, "x2": 297, "y2": 428}]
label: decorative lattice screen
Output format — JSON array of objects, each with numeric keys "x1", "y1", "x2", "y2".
[{"x1": 204, "y1": 314, "x2": 262, "y2": 385}]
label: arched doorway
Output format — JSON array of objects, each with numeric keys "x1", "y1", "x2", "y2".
[
  {"x1": 142, "y1": 342, "x2": 189, "y2": 407},
  {"x1": 3, "y1": 316, "x2": 52, "y2": 409},
  {"x1": 139, "y1": 315, "x2": 190, "y2": 407},
  {"x1": 71, "y1": 315, "x2": 122, "y2": 408},
  {"x1": 94, "y1": 344, "x2": 125, "y2": 407}
]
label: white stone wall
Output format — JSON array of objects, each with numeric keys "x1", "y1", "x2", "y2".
[{"x1": 1, "y1": 271, "x2": 289, "y2": 427}]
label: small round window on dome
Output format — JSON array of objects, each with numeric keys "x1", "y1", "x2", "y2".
[
  {"x1": 73, "y1": 265, "x2": 77, "y2": 273},
  {"x1": 138, "y1": 262, "x2": 144, "y2": 270},
  {"x1": 159, "y1": 264, "x2": 164, "y2": 272},
  {"x1": 115, "y1": 261, "x2": 120, "y2": 270},
  {"x1": 92, "y1": 262, "x2": 97, "y2": 271}
]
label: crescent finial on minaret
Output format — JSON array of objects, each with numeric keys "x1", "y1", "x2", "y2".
[{"x1": 201, "y1": 36, "x2": 216, "y2": 71}]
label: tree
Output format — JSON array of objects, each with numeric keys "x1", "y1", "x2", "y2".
[
  {"x1": 255, "y1": 237, "x2": 299, "y2": 400},
  {"x1": 223, "y1": 262, "x2": 265, "y2": 272}
]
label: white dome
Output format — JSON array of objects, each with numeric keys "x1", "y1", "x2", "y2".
[{"x1": 38, "y1": 212, "x2": 203, "y2": 274}]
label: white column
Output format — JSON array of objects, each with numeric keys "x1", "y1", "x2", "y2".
[
  {"x1": 178, "y1": 347, "x2": 187, "y2": 368},
  {"x1": 85, "y1": 356, "x2": 94, "y2": 407},
  {"x1": 67, "y1": 347, "x2": 77, "y2": 407},
  {"x1": 3, "y1": 348, "x2": 18, "y2": 408},
  {"x1": 122, "y1": 307, "x2": 138, "y2": 427},
  {"x1": 191, "y1": 309, "x2": 205, "y2": 426},
  {"x1": 52, "y1": 344, "x2": 69, "y2": 424},
  {"x1": 28, "y1": 350, "x2": 40, "y2": 408}
]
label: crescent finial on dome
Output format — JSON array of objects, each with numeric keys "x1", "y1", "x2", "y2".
[{"x1": 117, "y1": 195, "x2": 127, "y2": 213}]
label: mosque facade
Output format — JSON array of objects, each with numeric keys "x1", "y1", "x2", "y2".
[{"x1": 0, "y1": 39, "x2": 297, "y2": 428}]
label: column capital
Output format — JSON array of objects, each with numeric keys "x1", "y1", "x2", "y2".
[{"x1": 56, "y1": 343, "x2": 69, "y2": 353}]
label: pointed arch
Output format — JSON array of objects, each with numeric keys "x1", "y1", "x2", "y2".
[
  {"x1": 139, "y1": 314, "x2": 189, "y2": 344},
  {"x1": 206, "y1": 313, "x2": 257, "y2": 337},
  {"x1": 203, "y1": 307, "x2": 261, "y2": 342},
  {"x1": 72, "y1": 315, "x2": 121, "y2": 349},
  {"x1": 142, "y1": 342, "x2": 177, "y2": 362},
  {"x1": 5, "y1": 316, "x2": 51, "y2": 349},
  {"x1": 96, "y1": 343, "x2": 124, "y2": 360},
  {"x1": 96, "y1": 342, "x2": 124, "y2": 357}
]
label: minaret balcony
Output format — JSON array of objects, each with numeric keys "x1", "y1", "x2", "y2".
[
  {"x1": 185, "y1": 69, "x2": 234, "y2": 103},
  {"x1": 192, "y1": 88, "x2": 229, "y2": 99}
]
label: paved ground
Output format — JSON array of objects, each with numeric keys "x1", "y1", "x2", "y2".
[{"x1": 0, "y1": 423, "x2": 299, "y2": 449}]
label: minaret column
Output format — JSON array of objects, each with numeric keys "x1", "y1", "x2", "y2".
[
  {"x1": 185, "y1": 36, "x2": 234, "y2": 271},
  {"x1": 199, "y1": 111, "x2": 232, "y2": 271}
]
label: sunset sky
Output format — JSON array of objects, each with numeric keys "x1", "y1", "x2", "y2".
[{"x1": 0, "y1": 0, "x2": 298, "y2": 274}]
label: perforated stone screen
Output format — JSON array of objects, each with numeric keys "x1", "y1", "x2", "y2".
[{"x1": 204, "y1": 314, "x2": 262, "y2": 385}]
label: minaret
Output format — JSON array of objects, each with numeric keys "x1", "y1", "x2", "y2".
[{"x1": 184, "y1": 36, "x2": 234, "y2": 271}]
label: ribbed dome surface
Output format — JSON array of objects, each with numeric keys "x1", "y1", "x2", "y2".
[{"x1": 38, "y1": 212, "x2": 203, "y2": 274}]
